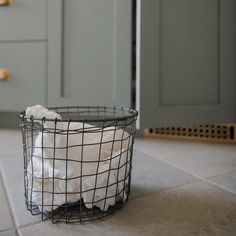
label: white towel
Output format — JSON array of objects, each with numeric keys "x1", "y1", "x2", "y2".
[
  {"x1": 82, "y1": 149, "x2": 130, "y2": 211},
  {"x1": 26, "y1": 105, "x2": 131, "y2": 212}
]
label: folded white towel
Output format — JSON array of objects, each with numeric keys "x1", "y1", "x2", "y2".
[{"x1": 26, "y1": 105, "x2": 130, "y2": 212}]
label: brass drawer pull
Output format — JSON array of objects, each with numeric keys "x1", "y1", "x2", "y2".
[
  {"x1": 0, "y1": 69, "x2": 12, "y2": 81},
  {"x1": 0, "y1": 0, "x2": 13, "y2": 6}
]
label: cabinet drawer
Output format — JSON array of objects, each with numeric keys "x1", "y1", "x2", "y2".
[
  {"x1": 0, "y1": 42, "x2": 46, "y2": 111},
  {"x1": 0, "y1": 0, "x2": 46, "y2": 41}
]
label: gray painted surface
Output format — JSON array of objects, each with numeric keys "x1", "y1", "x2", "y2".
[
  {"x1": 159, "y1": 0, "x2": 219, "y2": 106},
  {"x1": 0, "y1": 0, "x2": 46, "y2": 41},
  {"x1": 0, "y1": 42, "x2": 46, "y2": 111},
  {"x1": 139, "y1": 0, "x2": 236, "y2": 127},
  {"x1": 0, "y1": 112, "x2": 19, "y2": 129},
  {"x1": 48, "y1": 0, "x2": 131, "y2": 107}
]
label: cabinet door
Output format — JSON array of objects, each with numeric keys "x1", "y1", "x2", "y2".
[
  {"x1": 48, "y1": 0, "x2": 131, "y2": 107},
  {"x1": 0, "y1": 43, "x2": 46, "y2": 111},
  {"x1": 0, "y1": 0, "x2": 46, "y2": 41},
  {"x1": 138, "y1": 0, "x2": 236, "y2": 128}
]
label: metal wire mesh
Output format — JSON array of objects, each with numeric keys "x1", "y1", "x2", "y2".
[{"x1": 19, "y1": 106, "x2": 138, "y2": 223}]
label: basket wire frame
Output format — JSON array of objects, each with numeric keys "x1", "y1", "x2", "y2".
[{"x1": 19, "y1": 106, "x2": 138, "y2": 223}]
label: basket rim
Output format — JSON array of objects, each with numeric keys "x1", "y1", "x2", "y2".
[{"x1": 19, "y1": 106, "x2": 138, "y2": 123}]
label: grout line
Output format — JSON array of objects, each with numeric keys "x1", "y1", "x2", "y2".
[
  {"x1": 134, "y1": 148, "x2": 236, "y2": 182},
  {"x1": 130, "y1": 180, "x2": 205, "y2": 201},
  {"x1": 205, "y1": 179, "x2": 236, "y2": 196},
  {"x1": 132, "y1": 178, "x2": 236, "y2": 203},
  {"x1": 134, "y1": 148, "x2": 236, "y2": 196},
  {"x1": 0, "y1": 168, "x2": 19, "y2": 235},
  {"x1": 18, "y1": 220, "x2": 43, "y2": 231},
  {"x1": 0, "y1": 163, "x2": 42, "y2": 233},
  {"x1": 204, "y1": 169, "x2": 236, "y2": 181},
  {"x1": 0, "y1": 227, "x2": 14, "y2": 233},
  {"x1": 134, "y1": 149, "x2": 205, "y2": 181},
  {"x1": 130, "y1": 178, "x2": 202, "y2": 201},
  {"x1": 207, "y1": 180, "x2": 236, "y2": 195},
  {"x1": 0, "y1": 228, "x2": 18, "y2": 235}
]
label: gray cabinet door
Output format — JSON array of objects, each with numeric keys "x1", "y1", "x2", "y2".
[
  {"x1": 138, "y1": 0, "x2": 236, "y2": 128},
  {"x1": 48, "y1": 0, "x2": 131, "y2": 107},
  {"x1": 0, "y1": 0, "x2": 46, "y2": 41},
  {"x1": 0, "y1": 42, "x2": 46, "y2": 111}
]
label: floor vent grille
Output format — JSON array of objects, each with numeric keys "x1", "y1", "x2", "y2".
[{"x1": 144, "y1": 124, "x2": 236, "y2": 144}]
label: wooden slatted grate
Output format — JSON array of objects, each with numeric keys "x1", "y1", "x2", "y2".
[{"x1": 144, "y1": 124, "x2": 236, "y2": 144}]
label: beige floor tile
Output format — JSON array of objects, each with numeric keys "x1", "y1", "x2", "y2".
[
  {"x1": 209, "y1": 171, "x2": 236, "y2": 195},
  {"x1": 0, "y1": 229, "x2": 18, "y2": 236},
  {"x1": 0, "y1": 154, "x2": 41, "y2": 227},
  {"x1": 135, "y1": 138, "x2": 236, "y2": 179},
  {"x1": 131, "y1": 150, "x2": 198, "y2": 198},
  {"x1": 0, "y1": 177, "x2": 13, "y2": 232},
  {"x1": 96, "y1": 181, "x2": 236, "y2": 236},
  {"x1": 1, "y1": 130, "x2": 236, "y2": 235},
  {"x1": 19, "y1": 182, "x2": 236, "y2": 236},
  {"x1": 0, "y1": 129, "x2": 22, "y2": 155},
  {"x1": 19, "y1": 222, "x2": 130, "y2": 236}
]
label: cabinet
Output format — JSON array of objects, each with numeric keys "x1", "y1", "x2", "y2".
[
  {"x1": 0, "y1": 0, "x2": 46, "y2": 41},
  {"x1": 1, "y1": 0, "x2": 236, "y2": 129},
  {"x1": 47, "y1": 0, "x2": 132, "y2": 107},
  {"x1": 0, "y1": 0, "x2": 132, "y2": 113},
  {"x1": 137, "y1": 0, "x2": 236, "y2": 128},
  {"x1": 0, "y1": 0, "x2": 46, "y2": 112},
  {"x1": 0, "y1": 43, "x2": 46, "y2": 111}
]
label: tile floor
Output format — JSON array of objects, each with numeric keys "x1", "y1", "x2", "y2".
[{"x1": 0, "y1": 129, "x2": 236, "y2": 236}]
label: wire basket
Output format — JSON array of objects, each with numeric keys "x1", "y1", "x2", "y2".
[{"x1": 19, "y1": 106, "x2": 138, "y2": 223}]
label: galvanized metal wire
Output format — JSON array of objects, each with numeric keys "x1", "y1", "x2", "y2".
[{"x1": 19, "y1": 106, "x2": 138, "y2": 223}]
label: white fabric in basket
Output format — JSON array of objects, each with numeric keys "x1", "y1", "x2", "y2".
[{"x1": 26, "y1": 105, "x2": 131, "y2": 212}]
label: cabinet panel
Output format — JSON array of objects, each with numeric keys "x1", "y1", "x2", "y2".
[
  {"x1": 159, "y1": 0, "x2": 219, "y2": 106},
  {"x1": 0, "y1": 42, "x2": 46, "y2": 111},
  {"x1": 63, "y1": 0, "x2": 114, "y2": 101},
  {"x1": 48, "y1": 0, "x2": 131, "y2": 107},
  {"x1": 138, "y1": 0, "x2": 236, "y2": 127},
  {"x1": 0, "y1": 0, "x2": 46, "y2": 41}
]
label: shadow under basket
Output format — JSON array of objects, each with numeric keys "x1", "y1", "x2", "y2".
[{"x1": 19, "y1": 106, "x2": 138, "y2": 223}]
